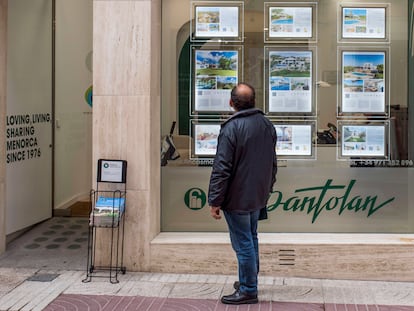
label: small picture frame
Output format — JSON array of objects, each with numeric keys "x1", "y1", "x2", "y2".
[
  {"x1": 338, "y1": 3, "x2": 390, "y2": 43},
  {"x1": 338, "y1": 48, "x2": 389, "y2": 118},
  {"x1": 97, "y1": 159, "x2": 127, "y2": 183},
  {"x1": 191, "y1": 45, "x2": 243, "y2": 115},
  {"x1": 272, "y1": 120, "x2": 316, "y2": 160},
  {"x1": 190, "y1": 120, "x2": 222, "y2": 159},
  {"x1": 337, "y1": 120, "x2": 389, "y2": 160},
  {"x1": 264, "y1": 2, "x2": 317, "y2": 43},
  {"x1": 190, "y1": 1, "x2": 244, "y2": 42},
  {"x1": 264, "y1": 46, "x2": 317, "y2": 117}
]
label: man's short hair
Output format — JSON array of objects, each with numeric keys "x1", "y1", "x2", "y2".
[{"x1": 230, "y1": 83, "x2": 255, "y2": 110}]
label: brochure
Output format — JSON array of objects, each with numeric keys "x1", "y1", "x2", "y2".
[
  {"x1": 90, "y1": 196, "x2": 125, "y2": 227},
  {"x1": 95, "y1": 196, "x2": 125, "y2": 212}
]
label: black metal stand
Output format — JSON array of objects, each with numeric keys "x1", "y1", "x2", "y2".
[{"x1": 83, "y1": 159, "x2": 127, "y2": 284}]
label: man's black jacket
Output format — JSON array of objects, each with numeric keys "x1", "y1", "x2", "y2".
[{"x1": 208, "y1": 108, "x2": 277, "y2": 212}]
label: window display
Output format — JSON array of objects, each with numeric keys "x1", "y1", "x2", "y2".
[
  {"x1": 265, "y1": 48, "x2": 315, "y2": 115},
  {"x1": 273, "y1": 122, "x2": 315, "y2": 158},
  {"x1": 191, "y1": 1, "x2": 244, "y2": 42},
  {"x1": 192, "y1": 122, "x2": 221, "y2": 158},
  {"x1": 161, "y1": 0, "x2": 412, "y2": 233},
  {"x1": 339, "y1": 50, "x2": 387, "y2": 115},
  {"x1": 265, "y1": 2, "x2": 316, "y2": 42},
  {"x1": 190, "y1": 121, "x2": 315, "y2": 160},
  {"x1": 338, "y1": 121, "x2": 389, "y2": 159},
  {"x1": 192, "y1": 47, "x2": 242, "y2": 114},
  {"x1": 340, "y1": 5, "x2": 388, "y2": 41}
]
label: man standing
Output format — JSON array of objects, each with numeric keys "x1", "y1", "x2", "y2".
[{"x1": 208, "y1": 83, "x2": 277, "y2": 305}]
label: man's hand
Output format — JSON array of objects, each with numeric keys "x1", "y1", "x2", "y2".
[{"x1": 210, "y1": 206, "x2": 221, "y2": 220}]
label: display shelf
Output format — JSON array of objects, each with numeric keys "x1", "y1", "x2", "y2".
[{"x1": 83, "y1": 159, "x2": 127, "y2": 284}]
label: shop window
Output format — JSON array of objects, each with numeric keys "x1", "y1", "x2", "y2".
[{"x1": 161, "y1": 0, "x2": 413, "y2": 233}]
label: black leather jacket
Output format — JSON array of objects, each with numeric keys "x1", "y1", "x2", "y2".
[{"x1": 208, "y1": 108, "x2": 277, "y2": 212}]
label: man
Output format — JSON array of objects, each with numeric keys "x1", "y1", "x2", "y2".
[{"x1": 208, "y1": 82, "x2": 277, "y2": 305}]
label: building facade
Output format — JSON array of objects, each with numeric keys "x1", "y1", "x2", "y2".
[{"x1": 1, "y1": 0, "x2": 414, "y2": 281}]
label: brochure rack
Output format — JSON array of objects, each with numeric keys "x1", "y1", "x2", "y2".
[{"x1": 83, "y1": 159, "x2": 127, "y2": 284}]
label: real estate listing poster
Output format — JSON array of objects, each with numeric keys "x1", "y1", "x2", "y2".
[
  {"x1": 274, "y1": 124, "x2": 312, "y2": 156},
  {"x1": 268, "y1": 6, "x2": 313, "y2": 38},
  {"x1": 193, "y1": 48, "x2": 240, "y2": 113},
  {"x1": 193, "y1": 123, "x2": 221, "y2": 156},
  {"x1": 341, "y1": 124, "x2": 386, "y2": 157},
  {"x1": 193, "y1": 4, "x2": 241, "y2": 40},
  {"x1": 342, "y1": 7, "x2": 386, "y2": 39},
  {"x1": 341, "y1": 51, "x2": 385, "y2": 113},
  {"x1": 268, "y1": 50, "x2": 312, "y2": 113}
]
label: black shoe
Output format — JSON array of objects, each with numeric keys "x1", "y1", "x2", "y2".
[
  {"x1": 221, "y1": 290, "x2": 258, "y2": 305},
  {"x1": 233, "y1": 281, "x2": 240, "y2": 290}
]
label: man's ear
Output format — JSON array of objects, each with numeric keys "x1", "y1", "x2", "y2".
[{"x1": 229, "y1": 99, "x2": 234, "y2": 108}]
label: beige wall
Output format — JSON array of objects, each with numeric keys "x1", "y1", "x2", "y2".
[
  {"x1": 54, "y1": 0, "x2": 93, "y2": 210},
  {"x1": 92, "y1": 0, "x2": 160, "y2": 270},
  {"x1": 0, "y1": 0, "x2": 7, "y2": 254}
]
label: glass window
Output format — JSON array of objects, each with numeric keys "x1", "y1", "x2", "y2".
[{"x1": 161, "y1": 0, "x2": 413, "y2": 233}]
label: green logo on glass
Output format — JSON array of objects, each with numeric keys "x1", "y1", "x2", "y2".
[{"x1": 184, "y1": 188, "x2": 207, "y2": 210}]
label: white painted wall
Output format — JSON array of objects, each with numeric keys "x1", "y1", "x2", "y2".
[
  {"x1": 6, "y1": 0, "x2": 53, "y2": 234},
  {"x1": 54, "y1": 0, "x2": 92, "y2": 209},
  {"x1": 5, "y1": 0, "x2": 92, "y2": 235}
]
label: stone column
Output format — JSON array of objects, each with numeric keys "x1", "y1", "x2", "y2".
[
  {"x1": 93, "y1": 0, "x2": 161, "y2": 270},
  {"x1": 0, "y1": 0, "x2": 7, "y2": 254}
]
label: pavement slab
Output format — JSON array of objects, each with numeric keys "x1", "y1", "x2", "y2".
[
  {"x1": 44, "y1": 294, "x2": 414, "y2": 311},
  {"x1": 0, "y1": 267, "x2": 37, "y2": 297},
  {"x1": 1, "y1": 218, "x2": 414, "y2": 310}
]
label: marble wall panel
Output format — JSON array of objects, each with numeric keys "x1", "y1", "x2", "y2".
[
  {"x1": 150, "y1": 0, "x2": 161, "y2": 98},
  {"x1": 150, "y1": 243, "x2": 237, "y2": 275},
  {"x1": 122, "y1": 190, "x2": 152, "y2": 270},
  {"x1": 93, "y1": 226, "x2": 119, "y2": 267},
  {"x1": 93, "y1": 0, "x2": 151, "y2": 96},
  {"x1": 92, "y1": 95, "x2": 149, "y2": 191},
  {"x1": 149, "y1": 92, "x2": 161, "y2": 237},
  {"x1": 150, "y1": 242, "x2": 414, "y2": 281},
  {"x1": 148, "y1": 0, "x2": 161, "y2": 253},
  {"x1": 93, "y1": 0, "x2": 161, "y2": 272}
]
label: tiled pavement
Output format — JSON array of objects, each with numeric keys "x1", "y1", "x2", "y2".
[
  {"x1": 0, "y1": 270, "x2": 414, "y2": 310},
  {"x1": 45, "y1": 296, "x2": 414, "y2": 311},
  {"x1": 1, "y1": 217, "x2": 414, "y2": 310}
]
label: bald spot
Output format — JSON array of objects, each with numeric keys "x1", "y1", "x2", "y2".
[{"x1": 236, "y1": 84, "x2": 253, "y2": 100}]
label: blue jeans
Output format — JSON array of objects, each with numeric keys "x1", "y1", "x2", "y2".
[{"x1": 223, "y1": 209, "x2": 260, "y2": 295}]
